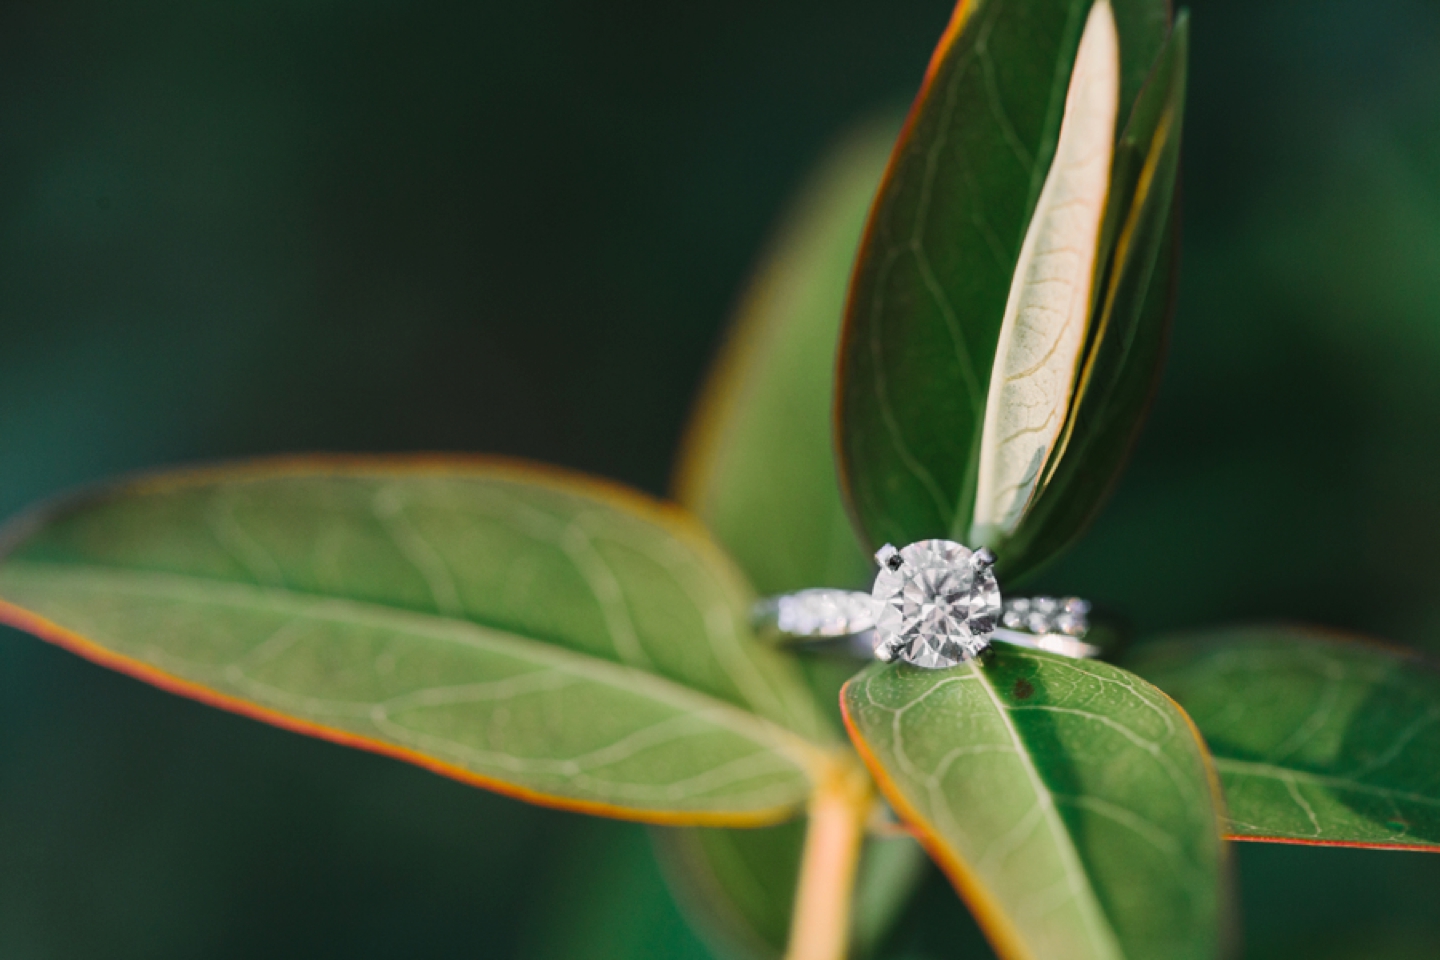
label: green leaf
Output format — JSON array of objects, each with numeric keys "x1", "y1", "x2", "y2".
[
  {"x1": 842, "y1": 647, "x2": 1229, "y2": 960},
  {"x1": 0, "y1": 459, "x2": 836, "y2": 824},
  {"x1": 1000, "y1": 14, "x2": 1188, "y2": 583},
  {"x1": 1126, "y1": 627, "x2": 1440, "y2": 850},
  {"x1": 676, "y1": 116, "x2": 900, "y2": 597},
  {"x1": 836, "y1": 0, "x2": 1170, "y2": 558},
  {"x1": 652, "y1": 820, "x2": 925, "y2": 960}
]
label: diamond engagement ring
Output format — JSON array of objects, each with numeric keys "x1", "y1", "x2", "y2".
[{"x1": 753, "y1": 539, "x2": 1102, "y2": 668}]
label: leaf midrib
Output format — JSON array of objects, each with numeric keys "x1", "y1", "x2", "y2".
[
  {"x1": 0, "y1": 559, "x2": 828, "y2": 774},
  {"x1": 968, "y1": 659, "x2": 1123, "y2": 959}
]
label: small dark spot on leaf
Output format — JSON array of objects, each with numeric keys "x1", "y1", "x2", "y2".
[{"x1": 1012, "y1": 677, "x2": 1034, "y2": 700}]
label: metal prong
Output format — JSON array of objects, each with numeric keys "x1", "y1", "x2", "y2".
[
  {"x1": 874, "y1": 543, "x2": 899, "y2": 570},
  {"x1": 970, "y1": 547, "x2": 997, "y2": 570},
  {"x1": 874, "y1": 641, "x2": 898, "y2": 663}
]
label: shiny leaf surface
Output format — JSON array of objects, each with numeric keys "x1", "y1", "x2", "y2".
[
  {"x1": 837, "y1": 0, "x2": 1169, "y2": 556},
  {"x1": 0, "y1": 459, "x2": 834, "y2": 824},
  {"x1": 1128, "y1": 627, "x2": 1440, "y2": 850},
  {"x1": 842, "y1": 647, "x2": 1228, "y2": 960}
]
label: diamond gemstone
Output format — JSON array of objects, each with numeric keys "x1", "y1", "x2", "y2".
[{"x1": 871, "y1": 539, "x2": 1001, "y2": 669}]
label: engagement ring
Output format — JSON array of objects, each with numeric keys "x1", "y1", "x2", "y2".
[{"x1": 753, "y1": 539, "x2": 1101, "y2": 668}]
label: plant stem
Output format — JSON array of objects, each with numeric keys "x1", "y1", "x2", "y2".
[{"x1": 784, "y1": 759, "x2": 873, "y2": 960}]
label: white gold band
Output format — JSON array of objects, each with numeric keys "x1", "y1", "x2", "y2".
[
  {"x1": 988, "y1": 627, "x2": 1102, "y2": 660},
  {"x1": 753, "y1": 588, "x2": 1102, "y2": 661}
]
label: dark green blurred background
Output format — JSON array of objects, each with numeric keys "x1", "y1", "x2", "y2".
[{"x1": 2, "y1": 1, "x2": 1438, "y2": 957}]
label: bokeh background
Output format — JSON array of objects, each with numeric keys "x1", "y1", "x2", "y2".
[{"x1": 2, "y1": 0, "x2": 1439, "y2": 957}]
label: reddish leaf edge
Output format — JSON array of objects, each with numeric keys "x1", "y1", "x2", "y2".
[
  {"x1": 831, "y1": 0, "x2": 978, "y2": 555},
  {"x1": 851, "y1": 753, "x2": 1440, "y2": 853},
  {"x1": 0, "y1": 452, "x2": 826, "y2": 829},
  {"x1": 1225, "y1": 834, "x2": 1440, "y2": 853},
  {"x1": 0, "y1": 598, "x2": 805, "y2": 829}
]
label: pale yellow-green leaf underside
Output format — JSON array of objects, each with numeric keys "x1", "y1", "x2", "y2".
[{"x1": 972, "y1": 0, "x2": 1120, "y2": 543}]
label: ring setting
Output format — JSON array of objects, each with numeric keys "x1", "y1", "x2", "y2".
[
  {"x1": 872, "y1": 540, "x2": 1000, "y2": 667},
  {"x1": 755, "y1": 539, "x2": 1099, "y2": 668}
]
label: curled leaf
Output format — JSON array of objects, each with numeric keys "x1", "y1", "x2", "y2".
[
  {"x1": 971, "y1": 0, "x2": 1121, "y2": 545},
  {"x1": 836, "y1": 0, "x2": 1175, "y2": 575},
  {"x1": 1000, "y1": 13, "x2": 1189, "y2": 583}
]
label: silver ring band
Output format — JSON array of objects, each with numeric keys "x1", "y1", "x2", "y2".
[{"x1": 753, "y1": 588, "x2": 1102, "y2": 661}]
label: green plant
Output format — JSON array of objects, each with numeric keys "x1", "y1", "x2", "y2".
[{"x1": 2, "y1": 1, "x2": 1436, "y2": 958}]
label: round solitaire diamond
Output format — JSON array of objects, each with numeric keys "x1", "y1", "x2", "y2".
[{"x1": 871, "y1": 539, "x2": 1001, "y2": 668}]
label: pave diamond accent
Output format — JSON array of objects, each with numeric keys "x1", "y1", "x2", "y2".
[
  {"x1": 871, "y1": 539, "x2": 1000, "y2": 669},
  {"x1": 1000, "y1": 596, "x2": 1091, "y2": 636},
  {"x1": 774, "y1": 589, "x2": 879, "y2": 637}
]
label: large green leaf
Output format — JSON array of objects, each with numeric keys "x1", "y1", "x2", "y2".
[
  {"x1": 1127, "y1": 627, "x2": 1440, "y2": 850},
  {"x1": 652, "y1": 821, "x2": 924, "y2": 960},
  {"x1": 999, "y1": 15, "x2": 1188, "y2": 583},
  {"x1": 0, "y1": 459, "x2": 836, "y2": 824},
  {"x1": 842, "y1": 647, "x2": 1228, "y2": 960},
  {"x1": 836, "y1": 0, "x2": 1170, "y2": 556},
  {"x1": 676, "y1": 116, "x2": 900, "y2": 597}
]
